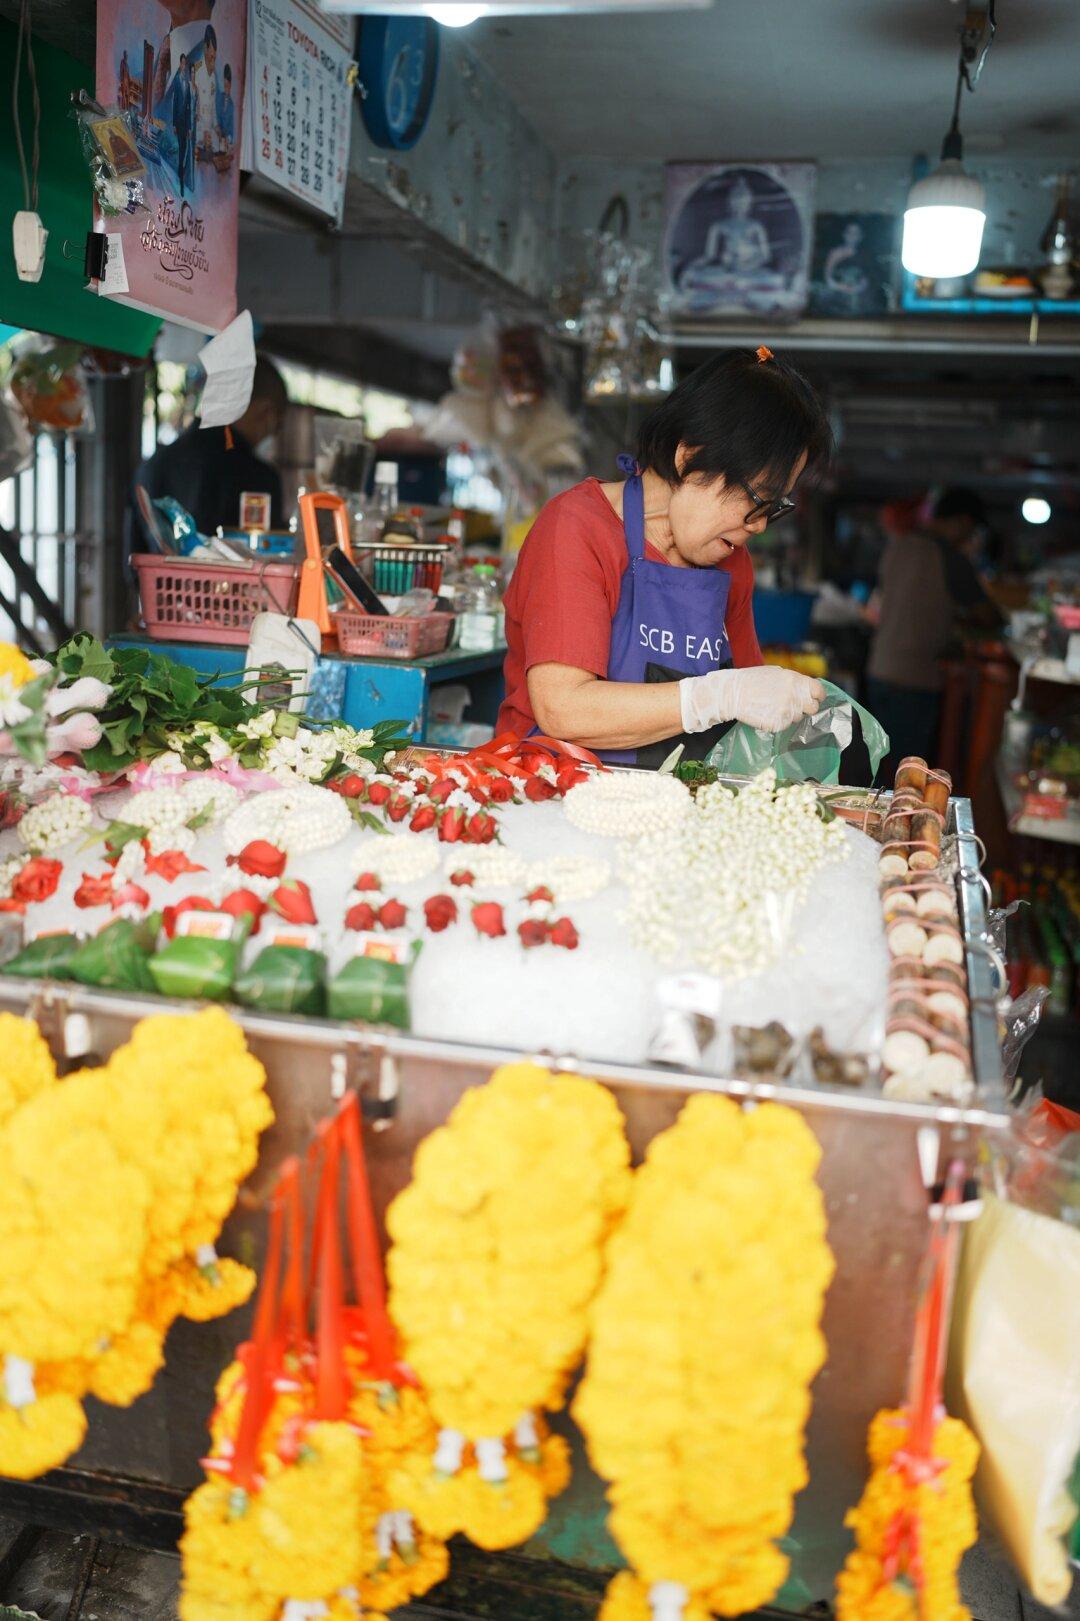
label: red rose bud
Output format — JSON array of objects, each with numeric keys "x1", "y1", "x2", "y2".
[
  {"x1": 367, "y1": 781, "x2": 392, "y2": 807},
  {"x1": 427, "y1": 777, "x2": 458, "y2": 804},
  {"x1": 333, "y1": 773, "x2": 370, "y2": 800},
  {"x1": 465, "y1": 811, "x2": 497, "y2": 845},
  {"x1": 74, "y1": 871, "x2": 115, "y2": 909},
  {"x1": 345, "y1": 902, "x2": 378, "y2": 933},
  {"x1": 378, "y1": 899, "x2": 408, "y2": 931},
  {"x1": 517, "y1": 918, "x2": 549, "y2": 950},
  {"x1": 471, "y1": 901, "x2": 506, "y2": 939},
  {"x1": 487, "y1": 775, "x2": 516, "y2": 804},
  {"x1": 231, "y1": 839, "x2": 287, "y2": 879},
  {"x1": 524, "y1": 775, "x2": 558, "y2": 803},
  {"x1": 111, "y1": 881, "x2": 151, "y2": 913},
  {"x1": 438, "y1": 806, "x2": 465, "y2": 844},
  {"x1": 549, "y1": 916, "x2": 580, "y2": 951},
  {"x1": 220, "y1": 888, "x2": 267, "y2": 935},
  {"x1": 12, "y1": 857, "x2": 63, "y2": 905},
  {"x1": 449, "y1": 868, "x2": 475, "y2": 887},
  {"x1": 557, "y1": 763, "x2": 588, "y2": 794},
  {"x1": 354, "y1": 871, "x2": 382, "y2": 893},
  {"x1": 423, "y1": 894, "x2": 458, "y2": 933},
  {"x1": 409, "y1": 803, "x2": 437, "y2": 833},
  {"x1": 526, "y1": 886, "x2": 555, "y2": 906},
  {"x1": 270, "y1": 878, "x2": 318, "y2": 925},
  {"x1": 386, "y1": 793, "x2": 411, "y2": 824},
  {"x1": 142, "y1": 845, "x2": 208, "y2": 882},
  {"x1": 162, "y1": 895, "x2": 216, "y2": 939}
]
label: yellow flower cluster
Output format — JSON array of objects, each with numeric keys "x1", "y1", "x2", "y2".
[
  {"x1": 836, "y1": 1407, "x2": 979, "y2": 1621},
  {"x1": 385, "y1": 1062, "x2": 631, "y2": 1550},
  {"x1": 0, "y1": 1008, "x2": 272, "y2": 1479},
  {"x1": 192, "y1": 1334, "x2": 447, "y2": 1616},
  {"x1": 0, "y1": 642, "x2": 35, "y2": 688},
  {"x1": 575, "y1": 1095, "x2": 834, "y2": 1621}
]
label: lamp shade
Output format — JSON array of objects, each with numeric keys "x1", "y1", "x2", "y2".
[{"x1": 902, "y1": 159, "x2": 987, "y2": 279}]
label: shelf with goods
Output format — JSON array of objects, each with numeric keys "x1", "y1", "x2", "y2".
[{"x1": 996, "y1": 754, "x2": 1080, "y2": 846}]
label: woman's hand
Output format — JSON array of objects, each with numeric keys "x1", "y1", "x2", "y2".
[{"x1": 680, "y1": 667, "x2": 824, "y2": 735}]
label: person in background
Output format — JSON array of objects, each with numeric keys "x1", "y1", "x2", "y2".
[
  {"x1": 865, "y1": 487, "x2": 1004, "y2": 775},
  {"x1": 171, "y1": 54, "x2": 194, "y2": 196},
  {"x1": 190, "y1": 23, "x2": 218, "y2": 158},
  {"x1": 216, "y1": 62, "x2": 235, "y2": 150},
  {"x1": 133, "y1": 356, "x2": 288, "y2": 541}
]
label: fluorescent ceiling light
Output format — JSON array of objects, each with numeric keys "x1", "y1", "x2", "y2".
[
  {"x1": 325, "y1": 1, "x2": 713, "y2": 14},
  {"x1": 425, "y1": 2, "x2": 488, "y2": 20},
  {"x1": 1021, "y1": 496, "x2": 1051, "y2": 525}
]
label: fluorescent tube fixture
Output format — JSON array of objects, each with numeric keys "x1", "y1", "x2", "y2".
[{"x1": 326, "y1": 1, "x2": 713, "y2": 14}]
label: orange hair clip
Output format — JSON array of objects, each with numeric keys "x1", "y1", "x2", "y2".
[{"x1": 756, "y1": 345, "x2": 774, "y2": 364}]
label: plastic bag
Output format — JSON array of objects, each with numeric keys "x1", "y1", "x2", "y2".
[
  {"x1": 1002, "y1": 984, "x2": 1049, "y2": 1088},
  {"x1": 948, "y1": 1191, "x2": 1080, "y2": 1606},
  {"x1": 706, "y1": 680, "x2": 889, "y2": 786},
  {"x1": 0, "y1": 388, "x2": 34, "y2": 482},
  {"x1": 8, "y1": 339, "x2": 94, "y2": 436},
  {"x1": 233, "y1": 945, "x2": 326, "y2": 1016},
  {"x1": 68, "y1": 916, "x2": 159, "y2": 991},
  {"x1": 71, "y1": 92, "x2": 147, "y2": 217},
  {"x1": 3, "y1": 932, "x2": 81, "y2": 980}
]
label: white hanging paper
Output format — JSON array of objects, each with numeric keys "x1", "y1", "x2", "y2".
[{"x1": 197, "y1": 308, "x2": 256, "y2": 429}]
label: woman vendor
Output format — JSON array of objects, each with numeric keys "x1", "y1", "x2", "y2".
[{"x1": 499, "y1": 347, "x2": 833, "y2": 768}]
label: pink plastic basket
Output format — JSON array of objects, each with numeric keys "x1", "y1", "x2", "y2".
[
  {"x1": 133, "y1": 554, "x2": 300, "y2": 645},
  {"x1": 335, "y1": 611, "x2": 454, "y2": 659}
]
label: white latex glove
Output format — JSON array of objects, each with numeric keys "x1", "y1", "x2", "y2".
[{"x1": 680, "y1": 667, "x2": 825, "y2": 735}]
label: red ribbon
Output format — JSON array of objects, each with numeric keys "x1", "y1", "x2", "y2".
[
  {"x1": 339, "y1": 1092, "x2": 397, "y2": 1381},
  {"x1": 416, "y1": 731, "x2": 604, "y2": 787},
  {"x1": 230, "y1": 1164, "x2": 290, "y2": 1490},
  {"x1": 313, "y1": 1120, "x2": 348, "y2": 1423}
]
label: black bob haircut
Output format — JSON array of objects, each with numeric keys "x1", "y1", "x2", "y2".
[
  {"x1": 636, "y1": 347, "x2": 833, "y2": 496},
  {"x1": 204, "y1": 23, "x2": 217, "y2": 48},
  {"x1": 933, "y1": 486, "x2": 986, "y2": 525}
]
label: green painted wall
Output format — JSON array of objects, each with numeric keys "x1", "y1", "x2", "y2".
[{"x1": 0, "y1": 18, "x2": 159, "y2": 355}]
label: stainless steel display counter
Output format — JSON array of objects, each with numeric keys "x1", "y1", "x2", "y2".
[{"x1": 0, "y1": 794, "x2": 1007, "y2": 1609}]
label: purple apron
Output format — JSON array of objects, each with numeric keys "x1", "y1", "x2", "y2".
[{"x1": 600, "y1": 460, "x2": 735, "y2": 768}]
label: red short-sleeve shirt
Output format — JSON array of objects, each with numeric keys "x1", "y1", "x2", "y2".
[{"x1": 498, "y1": 478, "x2": 763, "y2": 736}]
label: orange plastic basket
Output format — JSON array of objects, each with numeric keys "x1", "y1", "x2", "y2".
[
  {"x1": 334, "y1": 611, "x2": 454, "y2": 659},
  {"x1": 133, "y1": 554, "x2": 300, "y2": 645}
]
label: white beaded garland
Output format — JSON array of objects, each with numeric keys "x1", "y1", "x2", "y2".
[
  {"x1": 351, "y1": 834, "x2": 440, "y2": 885},
  {"x1": 525, "y1": 854, "x2": 611, "y2": 902},
  {"x1": 562, "y1": 771, "x2": 691, "y2": 839},
  {"x1": 223, "y1": 784, "x2": 353, "y2": 856},
  {"x1": 17, "y1": 793, "x2": 93, "y2": 853},
  {"x1": 441, "y1": 845, "x2": 526, "y2": 887}
]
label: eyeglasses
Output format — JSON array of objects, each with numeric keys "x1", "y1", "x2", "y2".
[{"x1": 740, "y1": 483, "x2": 796, "y2": 526}]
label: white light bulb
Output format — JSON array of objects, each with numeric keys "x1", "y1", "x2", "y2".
[
  {"x1": 902, "y1": 159, "x2": 987, "y2": 279},
  {"x1": 1021, "y1": 496, "x2": 1051, "y2": 525},
  {"x1": 424, "y1": 3, "x2": 488, "y2": 23}
]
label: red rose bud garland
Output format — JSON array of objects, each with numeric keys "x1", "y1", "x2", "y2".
[
  {"x1": 438, "y1": 806, "x2": 465, "y2": 844},
  {"x1": 219, "y1": 889, "x2": 267, "y2": 935},
  {"x1": 465, "y1": 810, "x2": 497, "y2": 844},
  {"x1": 386, "y1": 792, "x2": 413, "y2": 824},
  {"x1": 74, "y1": 872, "x2": 115, "y2": 909},
  {"x1": 366, "y1": 781, "x2": 392, "y2": 808},
  {"x1": 471, "y1": 901, "x2": 506, "y2": 939},
  {"x1": 517, "y1": 918, "x2": 548, "y2": 950},
  {"x1": 449, "y1": 868, "x2": 474, "y2": 888},
  {"x1": 12, "y1": 857, "x2": 63, "y2": 905},
  {"x1": 330, "y1": 773, "x2": 370, "y2": 800},
  {"x1": 354, "y1": 872, "x2": 381, "y2": 893},
  {"x1": 142, "y1": 846, "x2": 208, "y2": 882},
  {"x1": 524, "y1": 776, "x2": 559, "y2": 804},
  {"x1": 229, "y1": 839, "x2": 287, "y2": 880},
  {"x1": 378, "y1": 899, "x2": 408, "y2": 931},
  {"x1": 549, "y1": 917, "x2": 580, "y2": 951},
  {"x1": 427, "y1": 777, "x2": 458, "y2": 806},
  {"x1": 409, "y1": 804, "x2": 437, "y2": 834},
  {"x1": 423, "y1": 894, "x2": 458, "y2": 933},
  {"x1": 345, "y1": 901, "x2": 379, "y2": 933},
  {"x1": 269, "y1": 879, "x2": 318, "y2": 925}
]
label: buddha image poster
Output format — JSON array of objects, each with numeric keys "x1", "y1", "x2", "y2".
[
  {"x1": 664, "y1": 162, "x2": 816, "y2": 319},
  {"x1": 96, "y1": 0, "x2": 246, "y2": 331}
]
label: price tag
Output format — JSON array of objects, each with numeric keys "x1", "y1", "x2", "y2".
[{"x1": 97, "y1": 233, "x2": 129, "y2": 295}]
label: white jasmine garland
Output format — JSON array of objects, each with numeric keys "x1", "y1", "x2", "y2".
[
  {"x1": 563, "y1": 771, "x2": 691, "y2": 839},
  {"x1": 441, "y1": 844, "x2": 525, "y2": 886},
  {"x1": 123, "y1": 786, "x2": 190, "y2": 834},
  {"x1": 262, "y1": 728, "x2": 341, "y2": 784},
  {"x1": 351, "y1": 835, "x2": 440, "y2": 886},
  {"x1": 619, "y1": 770, "x2": 848, "y2": 979},
  {"x1": 525, "y1": 855, "x2": 611, "y2": 902},
  {"x1": 181, "y1": 777, "x2": 240, "y2": 824},
  {"x1": 112, "y1": 840, "x2": 146, "y2": 881},
  {"x1": 223, "y1": 784, "x2": 352, "y2": 855},
  {"x1": 0, "y1": 854, "x2": 25, "y2": 899},
  {"x1": 17, "y1": 792, "x2": 93, "y2": 853}
]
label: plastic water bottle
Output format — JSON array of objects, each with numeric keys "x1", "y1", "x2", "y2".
[{"x1": 457, "y1": 564, "x2": 503, "y2": 651}]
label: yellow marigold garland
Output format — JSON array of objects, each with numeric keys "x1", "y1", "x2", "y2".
[
  {"x1": 836, "y1": 1407, "x2": 979, "y2": 1621},
  {"x1": 575, "y1": 1094, "x2": 834, "y2": 1621},
  {"x1": 385, "y1": 1061, "x2": 631, "y2": 1549},
  {"x1": 0, "y1": 1008, "x2": 272, "y2": 1480}
]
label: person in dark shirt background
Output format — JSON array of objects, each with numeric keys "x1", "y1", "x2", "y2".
[
  {"x1": 133, "y1": 356, "x2": 288, "y2": 542},
  {"x1": 866, "y1": 487, "x2": 1004, "y2": 778}
]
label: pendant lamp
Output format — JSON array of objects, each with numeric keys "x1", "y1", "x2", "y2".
[{"x1": 902, "y1": 9, "x2": 995, "y2": 280}]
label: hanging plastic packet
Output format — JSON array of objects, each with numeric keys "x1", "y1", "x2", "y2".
[
  {"x1": 706, "y1": 680, "x2": 889, "y2": 786},
  {"x1": 71, "y1": 91, "x2": 147, "y2": 217},
  {"x1": 1001, "y1": 984, "x2": 1049, "y2": 1089}
]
